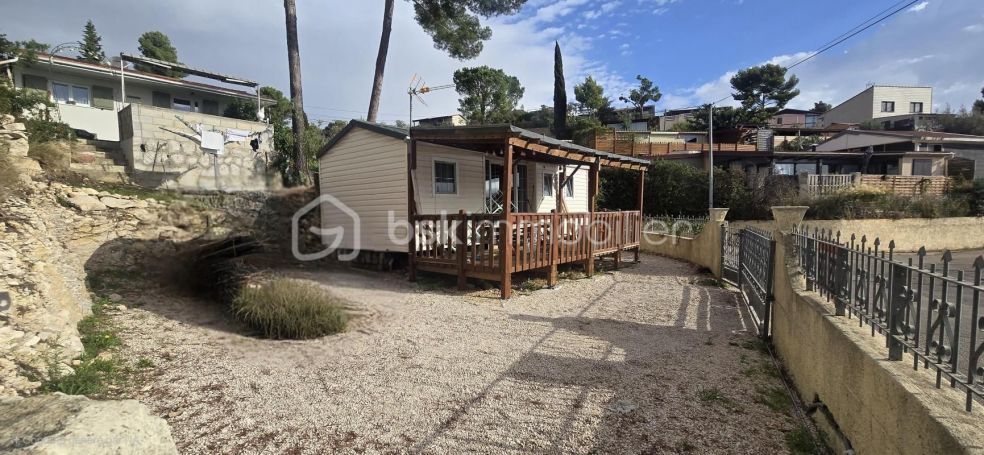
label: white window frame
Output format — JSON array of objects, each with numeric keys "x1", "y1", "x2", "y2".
[
  {"x1": 563, "y1": 174, "x2": 574, "y2": 198},
  {"x1": 51, "y1": 81, "x2": 91, "y2": 107},
  {"x1": 542, "y1": 173, "x2": 554, "y2": 197},
  {"x1": 433, "y1": 158, "x2": 459, "y2": 195},
  {"x1": 881, "y1": 101, "x2": 895, "y2": 113},
  {"x1": 172, "y1": 98, "x2": 193, "y2": 112}
]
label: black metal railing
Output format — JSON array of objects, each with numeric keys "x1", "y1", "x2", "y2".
[
  {"x1": 738, "y1": 227, "x2": 776, "y2": 338},
  {"x1": 793, "y1": 226, "x2": 984, "y2": 412},
  {"x1": 721, "y1": 223, "x2": 739, "y2": 284}
]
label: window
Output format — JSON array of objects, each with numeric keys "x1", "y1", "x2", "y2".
[
  {"x1": 564, "y1": 176, "x2": 574, "y2": 198},
  {"x1": 881, "y1": 101, "x2": 895, "y2": 112},
  {"x1": 910, "y1": 102, "x2": 923, "y2": 113},
  {"x1": 912, "y1": 159, "x2": 932, "y2": 176},
  {"x1": 542, "y1": 173, "x2": 554, "y2": 197},
  {"x1": 91, "y1": 86, "x2": 114, "y2": 110},
  {"x1": 126, "y1": 95, "x2": 142, "y2": 105},
  {"x1": 775, "y1": 116, "x2": 783, "y2": 125},
  {"x1": 51, "y1": 82, "x2": 90, "y2": 106},
  {"x1": 434, "y1": 160, "x2": 457, "y2": 194},
  {"x1": 202, "y1": 99, "x2": 219, "y2": 115},
  {"x1": 152, "y1": 91, "x2": 171, "y2": 108},
  {"x1": 172, "y1": 98, "x2": 193, "y2": 112}
]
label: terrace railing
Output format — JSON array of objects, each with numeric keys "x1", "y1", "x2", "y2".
[{"x1": 794, "y1": 227, "x2": 984, "y2": 412}]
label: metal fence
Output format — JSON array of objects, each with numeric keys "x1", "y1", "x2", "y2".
[
  {"x1": 721, "y1": 223, "x2": 739, "y2": 284},
  {"x1": 737, "y1": 227, "x2": 776, "y2": 338},
  {"x1": 643, "y1": 215, "x2": 707, "y2": 237},
  {"x1": 793, "y1": 227, "x2": 984, "y2": 412}
]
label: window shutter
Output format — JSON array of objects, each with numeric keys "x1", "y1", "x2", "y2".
[
  {"x1": 152, "y1": 91, "x2": 171, "y2": 108},
  {"x1": 92, "y1": 86, "x2": 114, "y2": 110},
  {"x1": 21, "y1": 74, "x2": 48, "y2": 93}
]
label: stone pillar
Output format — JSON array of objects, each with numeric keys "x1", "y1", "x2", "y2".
[
  {"x1": 708, "y1": 208, "x2": 729, "y2": 279},
  {"x1": 797, "y1": 171, "x2": 810, "y2": 197},
  {"x1": 771, "y1": 206, "x2": 808, "y2": 237},
  {"x1": 850, "y1": 172, "x2": 862, "y2": 187}
]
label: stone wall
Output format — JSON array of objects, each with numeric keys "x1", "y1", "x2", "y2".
[
  {"x1": 640, "y1": 208, "x2": 727, "y2": 277},
  {"x1": 118, "y1": 104, "x2": 275, "y2": 192},
  {"x1": 731, "y1": 216, "x2": 984, "y2": 252},
  {"x1": 766, "y1": 208, "x2": 984, "y2": 454}
]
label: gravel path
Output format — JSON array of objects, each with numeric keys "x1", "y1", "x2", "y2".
[{"x1": 113, "y1": 254, "x2": 801, "y2": 454}]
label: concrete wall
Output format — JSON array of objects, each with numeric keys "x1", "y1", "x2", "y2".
[
  {"x1": 118, "y1": 104, "x2": 273, "y2": 192},
  {"x1": 732, "y1": 217, "x2": 984, "y2": 252},
  {"x1": 766, "y1": 209, "x2": 983, "y2": 455},
  {"x1": 639, "y1": 209, "x2": 727, "y2": 276}
]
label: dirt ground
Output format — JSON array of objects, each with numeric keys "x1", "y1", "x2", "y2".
[{"x1": 111, "y1": 254, "x2": 805, "y2": 454}]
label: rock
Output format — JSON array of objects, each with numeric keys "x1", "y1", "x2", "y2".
[
  {"x1": 115, "y1": 304, "x2": 127, "y2": 312},
  {"x1": 100, "y1": 196, "x2": 139, "y2": 210},
  {"x1": 0, "y1": 114, "x2": 14, "y2": 125},
  {"x1": 108, "y1": 293, "x2": 123, "y2": 302},
  {"x1": 3, "y1": 137, "x2": 29, "y2": 157},
  {"x1": 608, "y1": 400, "x2": 638, "y2": 414},
  {"x1": 12, "y1": 157, "x2": 42, "y2": 176},
  {"x1": 3, "y1": 122, "x2": 25, "y2": 132},
  {"x1": 0, "y1": 394, "x2": 178, "y2": 454},
  {"x1": 65, "y1": 194, "x2": 107, "y2": 212}
]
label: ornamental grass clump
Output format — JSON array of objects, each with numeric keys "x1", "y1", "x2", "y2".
[{"x1": 232, "y1": 278, "x2": 348, "y2": 339}]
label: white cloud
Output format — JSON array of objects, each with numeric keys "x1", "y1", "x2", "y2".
[
  {"x1": 964, "y1": 24, "x2": 984, "y2": 33},
  {"x1": 661, "y1": 0, "x2": 984, "y2": 112},
  {"x1": 908, "y1": 1, "x2": 929, "y2": 12}
]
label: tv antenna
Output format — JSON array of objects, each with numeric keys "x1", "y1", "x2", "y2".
[{"x1": 408, "y1": 74, "x2": 453, "y2": 126}]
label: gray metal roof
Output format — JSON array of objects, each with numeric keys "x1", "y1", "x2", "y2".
[{"x1": 412, "y1": 123, "x2": 651, "y2": 166}]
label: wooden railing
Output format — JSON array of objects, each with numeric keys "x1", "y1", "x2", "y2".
[
  {"x1": 412, "y1": 210, "x2": 641, "y2": 278},
  {"x1": 587, "y1": 130, "x2": 756, "y2": 157}
]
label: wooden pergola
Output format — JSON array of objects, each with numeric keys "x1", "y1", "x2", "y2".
[{"x1": 407, "y1": 125, "x2": 650, "y2": 299}]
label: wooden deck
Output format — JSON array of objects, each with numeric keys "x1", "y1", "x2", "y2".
[{"x1": 411, "y1": 211, "x2": 642, "y2": 291}]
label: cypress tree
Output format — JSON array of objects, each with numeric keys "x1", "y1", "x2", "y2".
[
  {"x1": 553, "y1": 41, "x2": 568, "y2": 139},
  {"x1": 78, "y1": 20, "x2": 105, "y2": 63}
]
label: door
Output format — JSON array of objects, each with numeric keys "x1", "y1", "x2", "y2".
[{"x1": 485, "y1": 161, "x2": 529, "y2": 213}]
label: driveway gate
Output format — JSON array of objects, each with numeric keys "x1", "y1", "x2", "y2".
[{"x1": 722, "y1": 225, "x2": 776, "y2": 338}]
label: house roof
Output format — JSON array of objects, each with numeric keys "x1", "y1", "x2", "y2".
[
  {"x1": 411, "y1": 124, "x2": 651, "y2": 169},
  {"x1": 319, "y1": 120, "x2": 650, "y2": 169},
  {"x1": 29, "y1": 53, "x2": 272, "y2": 104},
  {"x1": 814, "y1": 129, "x2": 983, "y2": 153},
  {"x1": 773, "y1": 108, "x2": 811, "y2": 115},
  {"x1": 318, "y1": 119, "x2": 408, "y2": 158}
]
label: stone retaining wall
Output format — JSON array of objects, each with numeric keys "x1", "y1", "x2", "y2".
[
  {"x1": 118, "y1": 104, "x2": 275, "y2": 192},
  {"x1": 640, "y1": 208, "x2": 727, "y2": 277},
  {"x1": 732, "y1": 216, "x2": 984, "y2": 252}
]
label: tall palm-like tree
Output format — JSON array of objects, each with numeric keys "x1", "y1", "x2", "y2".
[{"x1": 284, "y1": 0, "x2": 309, "y2": 185}]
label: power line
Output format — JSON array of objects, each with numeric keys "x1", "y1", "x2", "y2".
[
  {"x1": 677, "y1": 0, "x2": 922, "y2": 110},
  {"x1": 785, "y1": 0, "x2": 922, "y2": 69}
]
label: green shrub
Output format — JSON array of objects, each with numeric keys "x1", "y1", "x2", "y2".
[
  {"x1": 232, "y1": 278, "x2": 349, "y2": 339},
  {"x1": 25, "y1": 118, "x2": 73, "y2": 144}
]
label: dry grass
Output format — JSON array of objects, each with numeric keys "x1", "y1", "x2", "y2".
[
  {"x1": 232, "y1": 277, "x2": 349, "y2": 339},
  {"x1": 0, "y1": 144, "x2": 21, "y2": 202}
]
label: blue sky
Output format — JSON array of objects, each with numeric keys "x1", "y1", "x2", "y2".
[{"x1": 5, "y1": 0, "x2": 984, "y2": 123}]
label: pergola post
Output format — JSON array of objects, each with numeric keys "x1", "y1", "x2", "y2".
[
  {"x1": 407, "y1": 137, "x2": 417, "y2": 282},
  {"x1": 557, "y1": 166, "x2": 565, "y2": 213},
  {"x1": 635, "y1": 168, "x2": 645, "y2": 262},
  {"x1": 584, "y1": 160, "x2": 599, "y2": 276},
  {"x1": 499, "y1": 140, "x2": 514, "y2": 299},
  {"x1": 548, "y1": 209, "x2": 559, "y2": 287}
]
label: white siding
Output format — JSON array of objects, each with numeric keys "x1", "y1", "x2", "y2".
[
  {"x1": 871, "y1": 86, "x2": 932, "y2": 120},
  {"x1": 564, "y1": 164, "x2": 590, "y2": 213},
  {"x1": 319, "y1": 128, "x2": 408, "y2": 252},
  {"x1": 415, "y1": 141, "x2": 486, "y2": 214}
]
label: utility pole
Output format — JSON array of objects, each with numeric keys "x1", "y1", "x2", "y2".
[{"x1": 708, "y1": 104, "x2": 714, "y2": 209}]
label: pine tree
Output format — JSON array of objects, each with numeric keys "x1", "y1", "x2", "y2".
[
  {"x1": 78, "y1": 20, "x2": 105, "y2": 63},
  {"x1": 553, "y1": 41, "x2": 568, "y2": 139}
]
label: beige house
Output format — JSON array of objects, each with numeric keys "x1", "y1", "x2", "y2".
[
  {"x1": 814, "y1": 130, "x2": 967, "y2": 176},
  {"x1": 318, "y1": 121, "x2": 597, "y2": 253},
  {"x1": 820, "y1": 85, "x2": 932, "y2": 127}
]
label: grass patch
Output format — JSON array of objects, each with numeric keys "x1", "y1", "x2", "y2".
[
  {"x1": 27, "y1": 141, "x2": 70, "y2": 170},
  {"x1": 136, "y1": 357, "x2": 154, "y2": 369},
  {"x1": 755, "y1": 385, "x2": 792, "y2": 412},
  {"x1": 39, "y1": 298, "x2": 131, "y2": 397},
  {"x1": 517, "y1": 277, "x2": 548, "y2": 293},
  {"x1": 90, "y1": 182, "x2": 184, "y2": 203},
  {"x1": 696, "y1": 387, "x2": 732, "y2": 405},
  {"x1": 232, "y1": 277, "x2": 349, "y2": 339},
  {"x1": 785, "y1": 425, "x2": 817, "y2": 455},
  {"x1": 413, "y1": 273, "x2": 458, "y2": 292}
]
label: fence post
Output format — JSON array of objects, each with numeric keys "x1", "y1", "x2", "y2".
[
  {"x1": 456, "y1": 210, "x2": 467, "y2": 290},
  {"x1": 833, "y1": 247, "x2": 849, "y2": 316},
  {"x1": 887, "y1": 262, "x2": 907, "y2": 360},
  {"x1": 549, "y1": 210, "x2": 559, "y2": 287},
  {"x1": 719, "y1": 223, "x2": 726, "y2": 279},
  {"x1": 764, "y1": 237, "x2": 777, "y2": 338}
]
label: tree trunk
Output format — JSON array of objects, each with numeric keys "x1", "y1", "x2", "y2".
[
  {"x1": 367, "y1": 0, "x2": 395, "y2": 123},
  {"x1": 284, "y1": 0, "x2": 309, "y2": 186}
]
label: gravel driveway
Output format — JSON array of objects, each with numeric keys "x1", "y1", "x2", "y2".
[{"x1": 113, "y1": 254, "x2": 802, "y2": 454}]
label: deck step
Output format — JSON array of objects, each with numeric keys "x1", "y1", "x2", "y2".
[{"x1": 69, "y1": 163, "x2": 127, "y2": 173}]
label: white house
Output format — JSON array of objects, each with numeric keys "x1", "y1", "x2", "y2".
[
  {"x1": 9, "y1": 53, "x2": 268, "y2": 141},
  {"x1": 820, "y1": 85, "x2": 933, "y2": 128}
]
